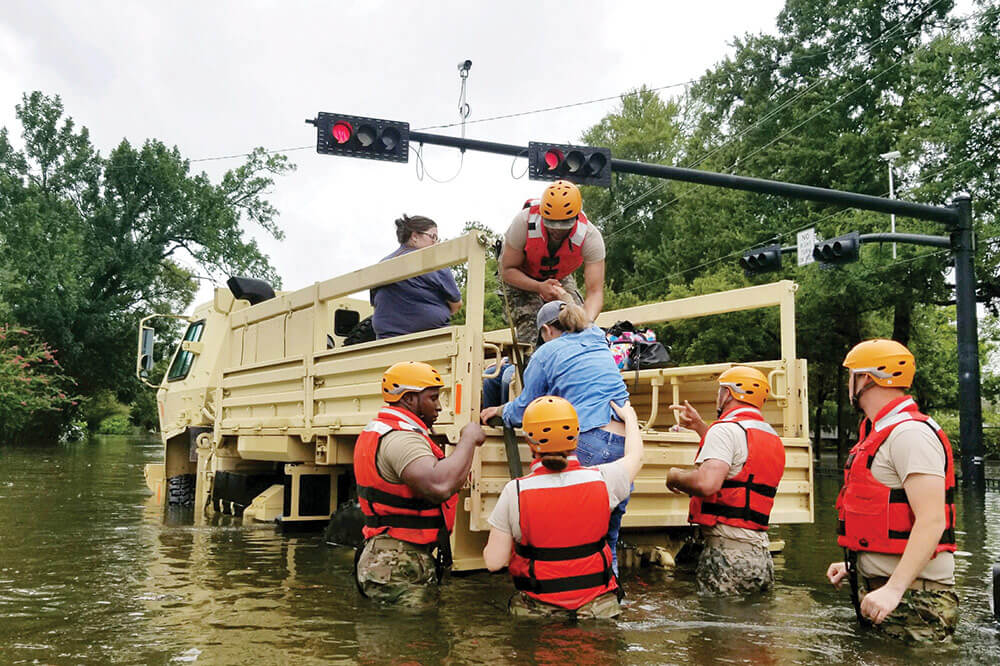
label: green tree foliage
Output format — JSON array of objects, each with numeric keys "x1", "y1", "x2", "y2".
[
  {"x1": 0, "y1": 92, "x2": 293, "y2": 438},
  {"x1": 579, "y1": 0, "x2": 1000, "y2": 455},
  {"x1": 0, "y1": 325, "x2": 78, "y2": 442}
]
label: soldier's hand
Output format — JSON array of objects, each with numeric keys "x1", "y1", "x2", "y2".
[
  {"x1": 859, "y1": 583, "x2": 904, "y2": 624},
  {"x1": 460, "y1": 421, "x2": 487, "y2": 447},
  {"x1": 826, "y1": 562, "x2": 848, "y2": 589},
  {"x1": 538, "y1": 279, "x2": 566, "y2": 302},
  {"x1": 668, "y1": 400, "x2": 704, "y2": 431},
  {"x1": 665, "y1": 467, "x2": 684, "y2": 494}
]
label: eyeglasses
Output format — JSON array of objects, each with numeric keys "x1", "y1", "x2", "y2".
[{"x1": 417, "y1": 231, "x2": 439, "y2": 243}]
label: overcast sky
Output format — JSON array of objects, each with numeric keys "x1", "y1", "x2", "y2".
[{"x1": 1, "y1": 0, "x2": 787, "y2": 310}]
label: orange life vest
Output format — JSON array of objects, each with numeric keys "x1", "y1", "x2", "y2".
[
  {"x1": 353, "y1": 406, "x2": 457, "y2": 546},
  {"x1": 508, "y1": 456, "x2": 619, "y2": 610},
  {"x1": 521, "y1": 198, "x2": 590, "y2": 281},
  {"x1": 688, "y1": 405, "x2": 786, "y2": 531},
  {"x1": 836, "y1": 395, "x2": 956, "y2": 555}
]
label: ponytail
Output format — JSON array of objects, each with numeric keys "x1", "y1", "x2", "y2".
[
  {"x1": 554, "y1": 302, "x2": 589, "y2": 334},
  {"x1": 540, "y1": 452, "x2": 569, "y2": 472},
  {"x1": 395, "y1": 214, "x2": 437, "y2": 244}
]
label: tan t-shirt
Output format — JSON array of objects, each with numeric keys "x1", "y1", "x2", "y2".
[
  {"x1": 694, "y1": 423, "x2": 771, "y2": 547},
  {"x1": 504, "y1": 208, "x2": 606, "y2": 263},
  {"x1": 487, "y1": 459, "x2": 631, "y2": 541},
  {"x1": 375, "y1": 430, "x2": 435, "y2": 484},
  {"x1": 856, "y1": 420, "x2": 955, "y2": 584}
]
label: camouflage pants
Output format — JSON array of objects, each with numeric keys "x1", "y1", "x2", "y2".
[
  {"x1": 355, "y1": 535, "x2": 438, "y2": 607},
  {"x1": 508, "y1": 591, "x2": 621, "y2": 620},
  {"x1": 695, "y1": 541, "x2": 774, "y2": 596},
  {"x1": 860, "y1": 580, "x2": 959, "y2": 643},
  {"x1": 503, "y1": 274, "x2": 583, "y2": 350}
]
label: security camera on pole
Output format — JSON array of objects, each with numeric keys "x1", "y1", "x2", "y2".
[{"x1": 879, "y1": 150, "x2": 902, "y2": 258}]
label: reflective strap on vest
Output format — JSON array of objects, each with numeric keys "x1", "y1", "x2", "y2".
[
  {"x1": 363, "y1": 513, "x2": 444, "y2": 530},
  {"x1": 357, "y1": 485, "x2": 440, "y2": 511},
  {"x1": 513, "y1": 538, "x2": 607, "y2": 562},
  {"x1": 512, "y1": 569, "x2": 611, "y2": 595},
  {"x1": 699, "y1": 502, "x2": 771, "y2": 527}
]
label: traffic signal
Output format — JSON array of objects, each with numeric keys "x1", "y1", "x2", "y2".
[
  {"x1": 740, "y1": 244, "x2": 783, "y2": 276},
  {"x1": 528, "y1": 142, "x2": 612, "y2": 187},
  {"x1": 306, "y1": 112, "x2": 409, "y2": 163},
  {"x1": 813, "y1": 232, "x2": 861, "y2": 265}
]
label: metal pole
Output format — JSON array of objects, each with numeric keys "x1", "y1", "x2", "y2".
[
  {"x1": 888, "y1": 162, "x2": 897, "y2": 259},
  {"x1": 951, "y1": 194, "x2": 985, "y2": 488}
]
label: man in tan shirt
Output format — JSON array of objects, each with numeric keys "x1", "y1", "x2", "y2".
[{"x1": 826, "y1": 339, "x2": 958, "y2": 643}]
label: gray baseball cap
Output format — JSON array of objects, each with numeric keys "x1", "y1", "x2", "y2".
[{"x1": 536, "y1": 300, "x2": 566, "y2": 333}]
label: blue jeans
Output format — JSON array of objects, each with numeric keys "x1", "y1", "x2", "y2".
[
  {"x1": 482, "y1": 361, "x2": 515, "y2": 408},
  {"x1": 576, "y1": 427, "x2": 629, "y2": 576}
]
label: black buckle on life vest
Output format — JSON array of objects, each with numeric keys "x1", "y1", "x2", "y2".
[
  {"x1": 512, "y1": 570, "x2": 614, "y2": 595},
  {"x1": 514, "y1": 538, "x2": 607, "y2": 562},
  {"x1": 701, "y1": 501, "x2": 771, "y2": 527}
]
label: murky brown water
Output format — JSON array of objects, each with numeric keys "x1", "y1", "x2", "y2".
[{"x1": 2, "y1": 436, "x2": 999, "y2": 664}]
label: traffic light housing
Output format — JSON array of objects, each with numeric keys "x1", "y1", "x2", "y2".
[
  {"x1": 307, "y1": 112, "x2": 409, "y2": 163},
  {"x1": 528, "y1": 142, "x2": 612, "y2": 187},
  {"x1": 813, "y1": 232, "x2": 861, "y2": 265},
  {"x1": 740, "y1": 244, "x2": 783, "y2": 276}
]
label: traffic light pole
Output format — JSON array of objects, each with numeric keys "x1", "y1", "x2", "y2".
[{"x1": 375, "y1": 129, "x2": 985, "y2": 486}]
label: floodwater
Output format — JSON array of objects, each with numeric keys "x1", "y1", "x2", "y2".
[{"x1": 1, "y1": 436, "x2": 998, "y2": 665}]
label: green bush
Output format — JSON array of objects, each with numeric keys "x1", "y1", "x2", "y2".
[
  {"x1": 97, "y1": 413, "x2": 133, "y2": 435},
  {"x1": 0, "y1": 325, "x2": 78, "y2": 441}
]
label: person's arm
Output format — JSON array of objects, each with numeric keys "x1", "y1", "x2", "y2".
[
  {"x1": 668, "y1": 400, "x2": 709, "y2": 438},
  {"x1": 582, "y1": 260, "x2": 605, "y2": 322},
  {"x1": 399, "y1": 422, "x2": 486, "y2": 503},
  {"x1": 610, "y1": 400, "x2": 644, "y2": 482},
  {"x1": 666, "y1": 459, "x2": 731, "y2": 497},
  {"x1": 483, "y1": 528, "x2": 515, "y2": 571},
  {"x1": 500, "y1": 353, "x2": 549, "y2": 427},
  {"x1": 859, "y1": 473, "x2": 947, "y2": 624},
  {"x1": 448, "y1": 300, "x2": 463, "y2": 314}
]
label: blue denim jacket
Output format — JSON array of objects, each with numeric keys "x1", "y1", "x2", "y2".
[{"x1": 502, "y1": 325, "x2": 629, "y2": 432}]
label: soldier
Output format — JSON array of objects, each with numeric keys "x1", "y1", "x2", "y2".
[
  {"x1": 666, "y1": 366, "x2": 785, "y2": 596},
  {"x1": 499, "y1": 180, "x2": 606, "y2": 347},
  {"x1": 483, "y1": 396, "x2": 644, "y2": 619},
  {"x1": 826, "y1": 340, "x2": 958, "y2": 642},
  {"x1": 353, "y1": 361, "x2": 486, "y2": 605}
]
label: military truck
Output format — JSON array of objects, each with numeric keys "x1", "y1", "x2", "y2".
[{"x1": 139, "y1": 233, "x2": 812, "y2": 570}]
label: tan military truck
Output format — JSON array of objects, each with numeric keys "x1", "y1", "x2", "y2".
[{"x1": 139, "y1": 233, "x2": 812, "y2": 570}]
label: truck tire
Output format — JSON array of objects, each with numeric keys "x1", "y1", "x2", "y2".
[{"x1": 167, "y1": 474, "x2": 196, "y2": 506}]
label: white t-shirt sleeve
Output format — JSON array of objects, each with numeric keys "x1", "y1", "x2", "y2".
[
  {"x1": 871, "y1": 420, "x2": 947, "y2": 487},
  {"x1": 597, "y1": 459, "x2": 632, "y2": 508},
  {"x1": 503, "y1": 209, "x2": 530, "y2": 251},
  {"x1": 694, "y1": 422, "x2": 747, "y2": 478},
  {"x1": 487, "y1": 479, "x2": 521, "y2": 540},
  {"x1": 581, "y1": 222, "x2": 606, "y2": 263}
]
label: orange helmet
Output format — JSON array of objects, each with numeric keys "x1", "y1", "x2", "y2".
[
  {"x1": 539, "y1": 180, "x2": 582, "y2": 226},
  {"x1": 842, "y1": 339, "x2": 914, "y2": 388},
  {"x1": 381, "y1": 361, "x2": 444, "y2": 403},
  {"x1": 522, "y1": 396, "x2": 579, "y2": 455},
  {"x1": 718, "y1": 366, "x2": 770, "y2": 409}
]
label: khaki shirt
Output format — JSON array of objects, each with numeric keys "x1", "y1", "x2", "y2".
[
  {"x1": 695, "y1": 422, "x2": 770, "y2": 547},
  {"x1": 487, "y1": 459, "x2": 631, "y2": 541},
  {"x1": 504, "y1": 208, "x2": 606, "y2": 263},
  {"x1": 376, "y1": 430, "x2": 435, "y2": 484},
  {"x1": 857, "y1": 420, "x2": 955, "y2": 584}
]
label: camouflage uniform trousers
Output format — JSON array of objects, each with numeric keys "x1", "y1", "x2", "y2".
[
  {"x1": 508, "y1": 591, "x2": 621, "y2": 620},
  {"x1": 695, "y1": 539, "x2": 774, "y2": 596},
  {"x1": 860, "y1": 578, "x2": 959, "y2": 643},
  {"x1": 355, "y1": 534, "x2": 438, "y2": 607},
  {"x1": 503, "y1": 274, "x2": 584, "y2": 351}
]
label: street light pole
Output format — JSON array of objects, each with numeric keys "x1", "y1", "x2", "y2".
[{"x1": 880, "y1": 150, "x2": 902, "y2": 258}]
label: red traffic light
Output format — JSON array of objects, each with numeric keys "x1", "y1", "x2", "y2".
[
  {"x1": 331, "y1": 121, "x2": 353, "y2": 144},
  {"x1": 544, "y1": 149, "x2": 564, "y2": 170}
]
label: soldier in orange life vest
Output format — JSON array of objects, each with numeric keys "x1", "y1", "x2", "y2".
[
  {"x1": 666, "y1": 366, "x2": 785, "y2": 596},
  {"x1": 353, "y1": 361, "x2": 486, "y2": 606},
  {"x1": 499, "y1": 180, "x2": 606, "y2": 347},
  {"x1": 826, "y1": 340, "x2": 958, "y2": 643},
  {"x1": 482, "y1": 396, "x2": 644, "y2": 619}
]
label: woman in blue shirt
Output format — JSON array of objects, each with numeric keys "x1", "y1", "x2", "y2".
[
  {"x1": 480, "y1": 299, "x2": 631, "y2": 574},
  {"x1": 371, "y1": 215, "x2": 463, "y2": 339}
]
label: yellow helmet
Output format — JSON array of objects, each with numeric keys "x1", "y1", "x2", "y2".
[
  {"x1": 842, "y1": 339, "x2": 914, "y2": 388},
  {"x1": 381, "y1": 361, "x2": 444, "y2": 403},
  {"x1": 539, "y1": 180, "x2": 582, "y2": 225},
  {"x1": 522, "y1": 396, "x2": 579, "y2": 455},
  {"x1": 718, "y1": 366, "x2": 770, "y2": 409}
]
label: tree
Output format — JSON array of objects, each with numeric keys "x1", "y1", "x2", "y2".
[{"x1": 0, "y1": 92, "x2": 294, "y2": 436}]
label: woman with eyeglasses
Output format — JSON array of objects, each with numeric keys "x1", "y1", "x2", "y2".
[{"x1": 371, "y1": 215, "x2": 462, "y2": 339}]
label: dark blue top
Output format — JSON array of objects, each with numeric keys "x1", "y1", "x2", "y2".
[{"x1": 371, "y1": 245, "x2": 462, "y2": 339}]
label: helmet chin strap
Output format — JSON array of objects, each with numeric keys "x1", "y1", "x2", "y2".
[{"x1": 849, "y1": 373, "x2": 876, "y2": 409}]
